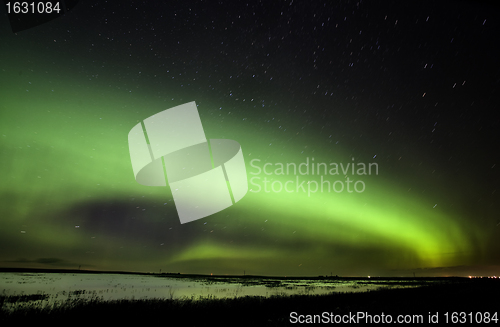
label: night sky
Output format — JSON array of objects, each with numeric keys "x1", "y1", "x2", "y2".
[{"x1": 0, "y1": 0, "x2": 499, "y2": 277}]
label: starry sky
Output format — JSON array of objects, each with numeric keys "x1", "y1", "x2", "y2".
[{"x1": 0, "y1": 0, "x2": 499, "y2": 277}]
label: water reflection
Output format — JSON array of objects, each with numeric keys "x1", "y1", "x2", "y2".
[{"x1": 0, "y1": 273, "x2": 436, "y2": 311}]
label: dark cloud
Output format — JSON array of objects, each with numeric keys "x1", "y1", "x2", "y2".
[{"x1": 6, "y1": 257, "x2": 72, "y2": 266}]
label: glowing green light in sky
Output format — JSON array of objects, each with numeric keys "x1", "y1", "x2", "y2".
[{"x1": 0, "y1": 63, "x2": 487, "y2": 276}]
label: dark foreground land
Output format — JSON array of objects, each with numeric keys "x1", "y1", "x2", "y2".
[{"x1": 1, "y1": 277, "x2": 499, "y2": 326}]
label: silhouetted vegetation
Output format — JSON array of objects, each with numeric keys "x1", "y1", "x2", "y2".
[{"x1": 1, "y1": 278, "x2": 499, "y2": 326}]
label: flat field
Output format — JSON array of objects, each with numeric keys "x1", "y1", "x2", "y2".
[{"x1": 1, "y1": 269, "x2": 498, "y2": 325}]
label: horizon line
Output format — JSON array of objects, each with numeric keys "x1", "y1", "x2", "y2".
[{"x1": 0, "y1": 266, "x2": 492, "y2": 279}]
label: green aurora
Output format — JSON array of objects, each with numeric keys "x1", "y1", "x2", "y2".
[{"x1": 0, "y1": 67, "x2": 489, "y2": 276}]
